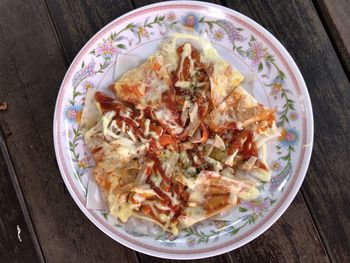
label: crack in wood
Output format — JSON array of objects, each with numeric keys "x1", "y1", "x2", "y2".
[{"x1": 0, "y1": 130, "x2": 46, "y2": 263}]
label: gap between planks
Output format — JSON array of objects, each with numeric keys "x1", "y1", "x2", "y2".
[
  {"x1": 310, "y1": 0, "x2": 350, "y2": 82},
  {"x1": 41, "y1": 0, "x2": 142, "y2": 261},
  {"x1": 220, "y1": 0, "x2": 333, "y2": 260},
  {"x1": 42, "y1": 0, "x2": 70, "y2": 67},
  {"x1": 300, "y1": 188, "x2": 335, "y2": 263},
  {"x1": 34, "y1": 0, "x2": 333, "y2": 262},
  {"x1": 0, "y1": 130, "x2": 46, "y2": 263}
]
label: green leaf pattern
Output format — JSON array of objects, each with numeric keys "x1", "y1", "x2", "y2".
[{"x1": 64, "y1": 11, "x2": 301, "y2": 247}]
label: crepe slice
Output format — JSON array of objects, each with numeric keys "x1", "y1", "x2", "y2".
[
  {"x1": 80, "y1": 88, "x2": 100, "y2": 135},
  {"x1": 84, "y1": 102, "x2": 147, "y2": 189},
  {"x1": 206, "y1": 86, "x2": 275, "y2": 133},
  {"x1": 110, "y1": 42, "x2": 174, "y2": 107},
  {"x1": 178, "y1": 171, "x2": 258, "y2": 228},
  {"x1": 168, "y1": 33, "x2": 245, "y2": 106}
]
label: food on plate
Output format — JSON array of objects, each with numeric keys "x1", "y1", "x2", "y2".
[{"x1": 82, "y1": 35, "x2": 279, "y2": 236}]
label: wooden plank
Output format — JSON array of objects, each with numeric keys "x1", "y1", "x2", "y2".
[
  {"x1": 0, "y1": 0, "x2": 139, "y2": 262},
  {"x1": 45, "y1": 0, "x2": 134, "y2": 61},
  {"x1": 0, "y1": 131, "x2": 44, "y2": 263},
  {"x1": 224, "y1": 0, "x2": 350, "y2": 261},
  {"x1": 314, "y1": 0, "x2": 350, "y2": 77},
  {"x1": 44, "y1": 0, "x2": 331, "y2": 261},
  {"x1": 44, "y1": 0, "x2": 221, "y2": 62}
]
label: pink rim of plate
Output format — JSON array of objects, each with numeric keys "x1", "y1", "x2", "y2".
[{"x1": 53, "y1": 1, "x2": 314, "y2": 260}]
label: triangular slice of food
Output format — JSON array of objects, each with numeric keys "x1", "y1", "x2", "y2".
[
  {"x1": 178, "y1": 171, "x2": 258, "y2": 228},
  {"x1": 206, "y1": 86, "x2": 275, "y2": 132},
  {"x1": 111, "y1": 53, "x2": 172, "y2": 107}
]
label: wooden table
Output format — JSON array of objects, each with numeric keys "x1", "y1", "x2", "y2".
[{"x1": 1, "y1": 0, "x2": 349, "y2": 262}]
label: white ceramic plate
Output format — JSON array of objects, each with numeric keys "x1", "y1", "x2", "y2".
[{"x1": 53, "y1": 1, "x2": 313, "y2": 259}]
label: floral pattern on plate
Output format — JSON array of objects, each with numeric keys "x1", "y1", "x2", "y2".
[
  {"x1": 66, "y1": 11, "x2": 298, "y2": 244},
  {"x1": 54, "y1": 3, "x2": 312, "y2": 259}
]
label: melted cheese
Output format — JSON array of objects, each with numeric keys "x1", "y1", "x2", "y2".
[
  {"x1": 204, "y1": 156, "x2": 223, "y2": 171},
  {"x1": 175, "y1": 174, "x2": 196, "y2": 189},
  {"x1": 177, "y1": 43, "x2": 194, "y2": 79},
  {"x1": 144, "y1": 119, "x2": 150, "y2": 137},
  {"x1": 250, "y1": 167, "x2": 271, "y2": 182},
  {"x1": 115, "y1": 203, "x2": 133, "y2": 223},
  {"x1": 237, "y1": 187, "x2": 259, "y2": 200},
  {"x1": 102, "y1": 111, "x2": 116, "y2": 138},
  {"x1": 155, "y1": 107, "x2": 183, "y2": 134},
  {"x1": 189, "y1": 189, "x2": 206, "y2": 204},
  {"x1": 175, "y1": 81, "x2": 192, "y2": 89},
  {"x1": 225, "y1": 149, "x2": 239, "y2": 166}
]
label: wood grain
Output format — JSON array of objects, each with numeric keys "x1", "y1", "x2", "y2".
[
  {"x1": 0, "y1": 132, "x2": 43, "y2": 263},
  {"x1": 46, "y1": 0, "x2": 133, "y2": 61},
  {"x1": 314, "y1": 0, "x2": 350, "y2": 77},
  {"x1": 0, "y1": 0, "x2": 346, "y2": 261},
  {"x1": 0, "y1": 0, "x2": 139, "y2": 262},
  {"x1": 45, "y1": 0, "x2": 222, "y2": 62},
  {"x1": 87, "y1": 0, "x2": 329, "y2": 261},
  {"x1": 22, "y1": 0, "x2": 332, "y2": 261},
  {"x1": 224, "y1": 0, "x2": 350, "y2": 261}
]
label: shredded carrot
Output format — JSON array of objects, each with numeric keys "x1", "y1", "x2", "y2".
[
  {"x1": 129, "y1": 193, "x2": 139, "y2": 204},
  {"x1": 121, "y1": 84, "x2": 143, "y2": 99},
  {"x1": 141, "y1": 205, "x2": 152, "y2": 215},
  {"x1": 91, "y1": 146, "x2": 103, "y2": 154},
  {"x1": 151, "y1": 62, "x2": 161, "y2": 71},
  {"x1": 160, "y1": 180, "x2": 172, "y2": 192},
  {"x1": 159, "y1": 133, "x2": 177, "y2": 146},
  {"x1": 149, "y1": 123, "x2": 163, "y2": 137},
  {"x1": 192, "y1": 123, "x2": 209, "y2": 144}
]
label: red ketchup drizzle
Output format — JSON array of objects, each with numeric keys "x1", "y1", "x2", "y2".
[
  {"x1": 256, "y1": 159, "x2": 268, "y2": 171},
  {"x1": 119, "y1": 116, "x2": 143, "y2": 137},
  {"x1": 241, "y1": 131, "x2": 257, "y2": 160},
  {"x1": 95, "y1": 92, "x2": 122, "y2": 112},
  {"x1": 173, "y1": 45, "x2": 203, "y2": 96},
  {"x1": 146, "y1": 153, "x2": 171, "y2": 186},
  {"x1": 144, "y1": 155, "x2": 182, "y2": 219},
  {"x1": 95, "y1": 92, "x2": 143, "y2": 137},
  {"x1": 145, "y1": 175, "x2": 179, "y2": 213},
  {"x1": 147, "y1": 137, "x2": 161, "y2": 156},
  {"x1": 161, "y1": 86, "x2": 181, "y2": 126},
  {"x1": 228, "y1": 130, "x2": 257, "y2": 161}
]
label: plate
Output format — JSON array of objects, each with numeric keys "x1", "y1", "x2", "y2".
[{"x1": 53, "y1": 1, "x2": 313, "y2": 259}]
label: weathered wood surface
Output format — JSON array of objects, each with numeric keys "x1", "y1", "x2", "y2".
[
  {"x1": 0, "y1": 0, "x2": 349, "y2": 262},
  {"x1": 314, "y1": 0, "x2": 350, "y2": 77},
  {"x1": 0, "y1": 0, "x2": 139, "y2": 262},
  {"x1": 224, "y1": 0, "x2": 350, "y2": 261},
  {"x1": 0, "y1": 131, "x2": 43, "y2": 263},
  {"x1": 44, "y1": 0, "x2": 331, "y2": 261},
  {"x1": 46, "y1": 0, "x2": 134, "y2": 62}
]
